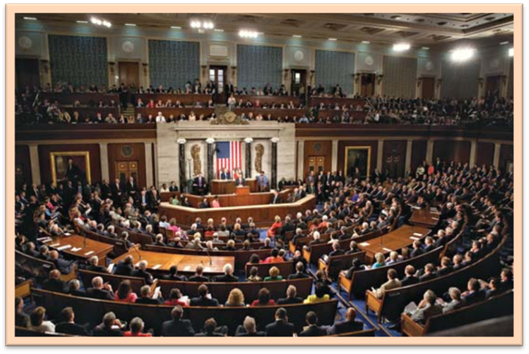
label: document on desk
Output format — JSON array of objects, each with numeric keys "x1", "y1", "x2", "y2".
[
  {"x1": 56, "y1": 245, "x2": 72, "y2": 251},
  {"x1": 359, "y1": 242, "x2": 370, "y2": 246},
  {"x1": 410, "y1": 236, "x2": 420, "y2": 241},
  {"x1": 152, "y1": 264, "x2": 162, "y2": 270},
  {"x1": 184, "y1": 266, "x2": 191, "y2": 271},
  {"x1": 383, "y1": 248, "x2": 392, "y2": 252},
  {"x1": 84, "y1": 251, "x2": 94, "y2": 256},
  {"x1": 413, "y1": 233, "x2": 423, "y2": 236},
  {"x1": 49, "y1": 243, "x2": 60, "y2": 248}
]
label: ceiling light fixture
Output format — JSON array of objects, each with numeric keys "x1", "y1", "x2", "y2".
[
  {"x1": 509, "y1": 48, "x2": 514, "y2": 57},
  {"x1": 293, "y1": 34, "x2": 302, "y2": 38},
  {"x1": 214, "y1": 29, "x2": 224, "y2": 32},
  {"x1": 393, "y1": 42, "x2": 410, "y2": 51},
  {"x1": 451, "y1": 47, "x2": 475, "y2": 62},
  {"x1": 328, "y1": 38, "x2": 337, "y2": 41},
  {"x1": 239, "y1": 30, "x2": 259, "y2": 38},
  {"x1": 500, "y1": 41, "x2": 509, "y2": 45},
  {"x1": 362, "y1": 40, "x2": 370, "y2": 44},
  {"x1": 422, "y1": 47, "x2": 430, "y2": 50},
  {"x1": 23, "y1": 17, "x2": 37, "y2": 21},
  {"x1": 171, "y1": 26, "x2": 181, "y2": 29},
  {"x1": 125, "y1": 23, "x2": 136, "y2": 27},
  {"x1": 77, "y1": 20, "x2": 88, "y2": 24},
  {"x1": 90, "y1": 17, "x2": 111, "y2": 28}
]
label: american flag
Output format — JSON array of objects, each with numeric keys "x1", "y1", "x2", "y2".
[{"x1": 216, "y1": 141, "x2": 242, "y2": 179}]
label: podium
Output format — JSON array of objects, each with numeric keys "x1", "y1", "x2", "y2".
[
  {"x1": 235, "y1": 186, "x2": 250, "y2": 195},
  {"x1": 211, "y1": 180, "x2": 235, "y2": 195}
]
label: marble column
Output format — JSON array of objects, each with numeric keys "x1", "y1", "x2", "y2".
[
  {"x1": 405, "y1": 140, "x2": 413, "y2": 175},
  {"x1": 28, "y1": 144, "x2": 41, "y2": 185},
  {"x1": 271, "y1": 137, "x2": 279, "y2": 189},
  {"x1": 376, "y1": 140, "x2": 384, "y2": 173},
  {"x1": 426, "y1": 140, "x2": 435, "y2": 164},
  {"x1": 244, "y1": 137, "x2": 253, "y2": 179},
  {"x1": 469, "y1": 140, "x2": 477, "y2": 167},
  {"x1": 297, "y1": 140, "x2": 304, "y2": 180},
  {"x1": 493, "y1": 143, "x2": 501, "y2": 169},
  {"x1": 144, "y1": 142, "x2": 153, "y2": 188},
  {"x1": 206, "y1": 138, "x2": 215, "y2": 183},
  {"x1": 331, "y1": 140, "x2": 339, "y2": 172},
  {"x1": 99, "y1": 143, "x2": 110, "y2": 183},
  {"x1": 177, "y1": 139, "x2": 186, "y2": 192}
]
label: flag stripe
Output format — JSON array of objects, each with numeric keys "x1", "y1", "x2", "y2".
[{"x1": 216, "y1": 141, "x2": 242, "y2": 179}]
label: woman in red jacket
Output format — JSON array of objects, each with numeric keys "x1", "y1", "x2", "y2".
[{"x1": 266, "y1": 215, "x2": 282, "y2": 239}]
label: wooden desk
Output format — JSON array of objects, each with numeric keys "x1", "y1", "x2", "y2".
[
  {"x1": 43, "y1": 234, "x2": 114, "y2": 265},
  {"x1": 211, "y1": 180, "x2": 235, "y2": 195},
  {"x1": 358, "y1": 225, "x2": 430, "y2": 263},
  {"x1": 112, "y1": 249, "x2": 234, "y2": 275},
  {"x1": 183, "y1": 189, "x2": 291, "y2": 208},
  {"x1": 234, "y1": 95, "x2": 300, "y2": 105},
  {"x1": 409, "y1": 207, "x2": 441, "y2": 228},
  {"x1": 235, "y1": 186, "x2": 250, "y2": 195},
  {"x1": 159, "y1": 194, "x2": 316, "y2": 227},
  {"x1": 136, "y1": 93, "x2": 211, "y2": 106},
  {"x1": 61, "y1": 107, "x2": 121, "y2": 119}
]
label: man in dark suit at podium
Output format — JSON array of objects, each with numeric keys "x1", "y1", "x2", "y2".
[
  {"x1": 234, "y1": 173, "x2": 245, "y2": 187},
  {"x1": 193, "y1": 173, "x2": 207, "y2": 195},
  {"x1": 220, "y1": 168, "x2": 231, "y2": 180}
]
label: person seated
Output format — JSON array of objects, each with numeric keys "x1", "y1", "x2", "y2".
[
  {"x1": 263, "y1": 248, "x2": 284, "y2": 263},
  {"x1": 370, "y1": 252, "x2": 386, "y2": 269},
  {"x1": 186, "y1": 235, "x2": 204, "y2": 250},
  {"x1": 291, "y1": 249, "x2": 308, "y2": 270},
  {"x1": 437, "y1": 257, "x2": 453, "y2": 276},
  {"x1": 114, "y1": 280, "x2": 138, "y2": 303},
  {"x1": 135, "y1": 285, "x2": 164, "y2": 305},
  {"x1": 113, "y1": 255, "x2": 134, "y2": 276},
  {"x1": 195, "y1": 318, "x2": 225, "y2": 337},
  {"x1": 211, "y1": 197, "x2": 221, "y2": 208},
  {"x1": 344, "y1": 258, "x2": 367, "y2": 280},
  {"x1": 92, "y1": 312, "x2": 124, "y2": 336},
  {"x1": 163, "y1": 265, "x2": 188, "y2": 281},
  {"x1": 264, "y1": 266, "x2": 283, "y2": 282},
  {"x1": 277, "y1": 285, "x2": 304, "y2": 305},
  {"x1": 440, "y1": 287, "x2": 465, "y2": 313},
  {"x1": 86, "y1": 255, "x2": 109, "y2": 275},
  {"x1": 304, "y1": 282, "x2": 330, "y2": 303},
  {"x1": 259, "y1": 237, "x2": 273, "y2": 250},
  {"x1": 385, "y1": 251, "x2": 401, "y2": 266},
  {"x1": 251, "y1": 288, "x2": 276, "y2": 306},
  {"x1": 235, "y1": 316, "x2": 265, "y2": 337},
  {"x1": 161, "y1": 306, "x2": 195, "y2": 337},
  {"x1": 406, "y1": 290, "x2": 443, "y2": 323},
  {"x1": 419, "y1": 263, "x2": 439, "y2": 282},
  {"x1": 225, "y1": 288, "x2": 246, "y2": 307},
  {"x1": 327, "y1": 308, "x2": 364, "y2": 335},
  {"x1": 131, "y1": 260, "x2": 154, "y2": 285},
  {"x1": 223, "y1": 239, "x2": 237, "y2": 251},
  {"x1": 164, "y1": 288, "x2": 189, "y2": 307},
  {"x1": 288, "y1": 262, "x2": 310, "y2": 280},
  {"x1": 123, "y1": 317, "x2": 152, "y2": 337},
  {"x1": 42, "y1": 269, "x2": 67, "y2": 293},
  {"x1": 153, "y1": 234, "x2": 166, "y2": 247},
  {"x1": 86, "y1": 276, "x2": 114, "y2": 300},
  {"x1": 188, "y1": 265, "x2": 210, "y2": 283},
  {"x1": 28, "y1": 307, "x2": 55, "y2": 333},
  {"x1": 213, "y1": 264, "x2": 238, "y2": 282},
  {"x1": 266, "y1": 215, "x2": 283, "y2": 239},
  {"x1": 246, "y1": 266, "x2": 262, "y2": 282},
  {"x1": 462, "y1": 278, "x2": 486, "y2": 306},
  {"x1": 15, "y1": 297, "x2": 29, "y2": 328},
  {"x1": 190, "y1": 284, "x2": 219, "y2": 306},
  {"x1": 400, "y1": 265, "x2": 420, "y2": 286},
  {"x1": 299, "y1": 311, "x2": 327, "y2": 337},
  {"x1": 55, "y1": 307, "x2": 91, "y2": 336},
  {"x1": 67, "y1": 279, "x2": 86, "y2": 297},
  {"x1": 499, "y1": 268, "x2": 514, "y2": 292},
  {"x1": 265, "y1": 308, "x2": 295, "y2": 337},
  {"x1": 374, "y1": 269, "x2": 402, "y2": 299}
]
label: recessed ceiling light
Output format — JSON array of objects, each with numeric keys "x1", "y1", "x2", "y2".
[
  {"x1": 500, "y1": 41, "x2": 509, "y2": 45},
  {"x1": 328, "y1": 38, "x2": 337, "y2": 41},
  {"x1": 171, "y1": 26, "x2": 181, "y2": 29},
  {"x1": 293, "y1": 34, "x2": 302, "y2": 38},
  {"x1": 422, "y1": 47, "x2": 430, "y2": 50},
  {"x1": 362, "y1": 41, "x2": 370, "y2": 44},
  {"x1": 23, "y1": 17, "x2": 37, "y2": 21},
  {"x1": 125, "y1": 23, "x2": 136, "y2": 27},
  {"x1": 393, "y1": 43, "x2": 410, "y2": 51},
  {"x1": 391, "y1": 16, "x2": 402, "y2": 20},
  {"x1": 451, "y1": 48, "x2": 475, "y2": 62},
  {"x1": 214, "y1": 29, "x2": 224, "y2": 32},
  {"x1": 509, "y1": 48, "x2": 513, "y2": 57},
  {"x1": 77, "y1": 20, "x2": 88, "y2": 24}
]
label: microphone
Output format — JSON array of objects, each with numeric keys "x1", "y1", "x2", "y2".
[
  {"x1": 205, "y1": 246, "x2": 213, "y2": 266},
  {"x1": 133, "y1": 245, "x2": 142, "y2": 260}
]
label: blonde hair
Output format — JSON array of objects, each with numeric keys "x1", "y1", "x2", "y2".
[
  {"x1": 374, "y1": 252, "x2": 385, "y2": 265},
  {"x1": 274, "y1": 215, "x2": 281, "y2": 223},
  {"x1": 269, "y1": 266, "x2": 280, "y2": 278},
  {"x1": 227, "y1": 288, "x2": 245, "y2": 306}
]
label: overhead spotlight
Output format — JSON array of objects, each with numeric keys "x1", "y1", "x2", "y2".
[
  {"x1": 500, "y1": 41, "x2": 509, "y2": 45},
  {"x1": 90, "y1": 17, "x2": 101, "y2": 25},
  {"x1": 125, "y1": 23, "x2": 136, "y2": 27},
  {"x1": 328, "y1": 38, "x2": 337, "y2": 41},
  {"x1": 214, "y1": 29, "x2": 224, "y2": 32},
  {"x1": 203, "y1": 21, "x2": 215, "y2": 30},
  {"x1": 171, "y1": 26, "x2": 181, "y2": 29},
  {"x1": 422, "y1": 47, "x2": 429, "y2": 50},
  {"x1": 293, "y1": 34, "x2": 302, "y2": 38},
  {"x1": 23, "y1": 17, "x2": 37, "y2": 21},
  {"x1": 451, "y1": 48, "x2": 475, "y2": 62},
  {"x1": 393, "y1": 43, "x2": 410, "y2": 51},
  {"x1": 509, "y1": 48, "x2": 514, "y2": 57},
  {"x1": 362, "y1": 40, "x2": 370, "y2": 44},
  {"x1": 190, "y1": 20, "x2": 201, "y2": 29},
  {"x1": 77, "y1": 20, "x2": 88, "y2": 24},
  {"x1": 103, "y1": 21, "x2": 112, "y2": 28},
  {"x1": 239, "y1": 30, "x2": 259, "y2": 38}
]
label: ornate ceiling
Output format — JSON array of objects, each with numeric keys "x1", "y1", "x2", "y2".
[{"x1": 16, "y1": 13, "x2": 514, "y2": 46}]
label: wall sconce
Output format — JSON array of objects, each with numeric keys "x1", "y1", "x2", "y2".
[
  {"x1": 417, "y1": 78, "x2": 422, "y2": 87},
  {"x1": 231, "y1": 66, "x2": 237, "y2": 78},
  {"x1": 283, "y1": 69, "x2": 289, "y2": 80},
  {"x1": 108, "y1": 62, "x2": 115, "y2": 76},
  {"x1": 436, "y1": 78, "x2": 442, "y2": 88},
  {"x1": 478, "y1": 77, "x2": 484, "y2": 88},
  {"x1": 310, "y1": 70, "x2": 315, "y2": 82},
  {"x1": 201, "y1": 65, "x2": 207, "y2": 77},
  {"x1": 501, "y1": 75, "x2": 507, "y2": 85},
  {"x1": 355, "y1": 73, "x2": 361, "y2": 84},
  {"x1": 376, "y1": 74, "x2": 384, "y2": 84},
  {"x1": 142, "y1": 63, "x2": 148, "y2": 75}
]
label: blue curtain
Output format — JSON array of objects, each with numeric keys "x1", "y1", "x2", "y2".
[
  {"x1": 148, "y1": 40, "x2": 200, "y2": 89},
  {"x1": 237, "y1": 44, "x2": 282, "y2": 91},
  {"x1": 315, "y1": 50, "x2": 355, "y2": 94},
  {"x1": 441, "y1": 58, "x2": 480, "y2": 99},
  {"x1": 49, "y1": 35, "x2": 108, "y2": 87}
]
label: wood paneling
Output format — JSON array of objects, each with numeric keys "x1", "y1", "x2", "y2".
[
  {"x1": 118, "y1": 62, "x2": 140, "y2": 87},
  {"x1": 303, "y1": 140, "x2": 332, "y2": 176},
  {"x1": 16, "y1": 124, "x2": 156, "y2": 141},
  {"x1": 108, "y1": 143, "x2": 146, "y2": 188},
  {"x1": 411, "y1": 140, "x2": 427, "y2": 171},
  {"x1": 337, "y1": 140, "x2": 378, "y2": 177},
  {"x1": 382, "y1": 140, "x2": 406, "y2": 178},
  {"x1": 38, "y1": 144, "x2": 101, "y2": 185},
  {"x1": 499, "y1": 144, "x2": 514, "y2": 172},
  {"x1": 421, "y1": 77, "x2": 435, "y2": 99},
  {"x1": 433, "y1": 140, "x2": 471, "y2": 163},
  {"x1": 476, "y1": 142, "x2": 495, "y2": 167},
  {"x1": 15, "y1": 145, "x2": 32, "y2": 188}
]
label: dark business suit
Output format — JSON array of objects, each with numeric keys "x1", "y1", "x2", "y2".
[
  {"x1": 86, "y1": 288, "x2": 114, "y2": 300},
  {"x1": 131, "y1": 269, "x2": 154, "y2": 285},
  {"x1": 328, "y1": 320, "x2": 364, "y2": 335},
  {"x1": 277, "y1": 297, "x2": 303, "y2": 305},
  {"x1": 299, "y1": 325, "x2": 327, "y2": 337},
  {"x1": 42, "y1": 278, "x2": 68, "y2": 293},
  {"x1": 190, "y1": 296, "x2": 219, "y2": 307},
  {"x1": 113, "y1": 262, "x2": 133, "y2": 276},
  {"x1": 265, "y1": 320, "x2": 295, "y2": 337},
  {"x1": 56, "y1": 322, "x2": 91, "y2": 336},
  {"x1": 161, "y1": 319, "x2": 195, "y2": 337}
]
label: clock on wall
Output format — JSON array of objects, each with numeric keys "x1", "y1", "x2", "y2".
[
  {"x1": 294, "y1": 50, "x2": 304, "y2": 62},
  {"x1": 121, "y1": 145, "x2": 133, "y2": 157},
  {"x1": 122, "y1": 40, "x2": 135, "y2": 54},
  {"x1": 365, "y1": 56, "x2": 374, "y2": 66},
  {"x1": 18, "y1": 36, "x2": 33, "y2": 50}
]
